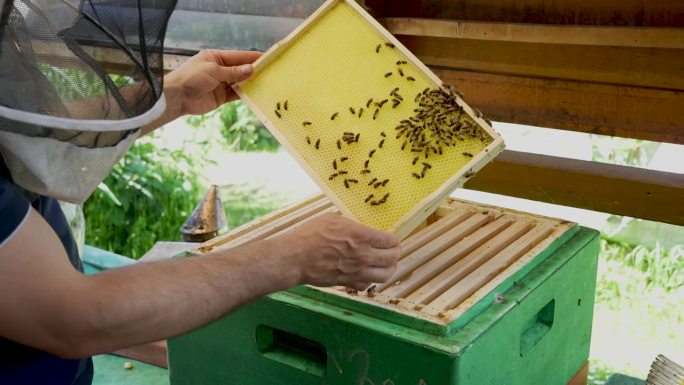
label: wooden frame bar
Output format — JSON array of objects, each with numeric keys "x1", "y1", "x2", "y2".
[
  {"x1": 381, "y1": 18, "x2": 684, "y2": 49},
  {"x1": 395, "y1": 35, "x2": 684, "y2": 90},
  {"x1": 465, "y1": 150, "x2": 684, "y2": 226},
  {"x1": 365, "y1": 0, "x2": 684, "y2": 27},
  {"x1": 434, "y1": 68, "x2": 684, "y2": 145}
]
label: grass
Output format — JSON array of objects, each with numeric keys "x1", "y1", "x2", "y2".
[{"x1": 589, "y1": 239, "x2": 684, "y2": 384}]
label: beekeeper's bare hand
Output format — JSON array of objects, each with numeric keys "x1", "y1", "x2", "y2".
[
  {"x1": 275, "y1": 213, "x2": 401, "y2": 290},
  {"x1": 165, "y1": 49, "x2": 261, "y2": 116}
]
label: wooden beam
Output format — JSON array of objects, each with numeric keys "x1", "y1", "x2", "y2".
[
  {"x1": 434, "y1": 69, "x2": 684, "y2": 145},
  {"x1": 464, "y1": 151, "x2": 684, "y2": 226},
  {"x1": 381, "y1": 18, "x2": 684, "y2": 49},
  {"x1": 396, "y1": 35, "x2": 684, "y2": 90},
  {"x1": 366, "y1": 0, "x2": 684, "y2": 27}
]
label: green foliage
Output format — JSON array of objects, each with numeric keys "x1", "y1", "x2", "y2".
[
  {"x1": 588, "y1": 360, "x2": 614, "y2": 385},
  {"x1": 598, "y1": 239, "x2": 683, "y2": 296},
  {"x1": 187, "y1": 101, "x2": 280, "y2": 152},
  {"x1": 591, "y1": 136, "x2": 660, "y2": 168},
  {"x1": 84, "y1": 140, "x2": 205, "y2": 259},
  {"x1": 39, "y1": 64, "x2": 134, "y2": 100},
  {"x1": 221, "y1": 184, "x2": 291, "y2": 229}
]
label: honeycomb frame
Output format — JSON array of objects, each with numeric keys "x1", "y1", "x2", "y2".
[{"x1": 233, "y1": 0, "x2": 505, "y2": 239}]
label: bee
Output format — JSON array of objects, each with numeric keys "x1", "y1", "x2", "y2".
[
  {"x1": 394, "y1": 93, "x2": 403, "y2": 101},
  {"x1": 485, "y1": 118, "x2": 492, "y2": 126},
  {"x1": 385, "y1": 42, "x2": 395, "y2": 48},
  {"x1": 377, "y1": 99, "x2": 388, "y2": 108},
  {"x1": 411, "y1": 148, "x2": 422, "y2": 152},
  {"x1": 331, "y1": 112, "x2": 339, "y2": 120},
  {"x1": 333, "y1": 160, "x2": 337, "y2": 170},
  {"x1": 303, "y1": 121, "x2": 312, "y2": 126},
  {"x1": 339, "y1": 170, "x2": 348, "y2": 175},
  {"x1": 360, "y1": 169, "x2": 371, "y2": 175},
  {"x1": 329, "y1": 173, "x2": 338, "y2": 180},
  {"x1": 380, "y1": 192, "x2": 389, "y2": 202},
  {"x1": 389, "y1": 298, "x2": 401, "y2": 305},
  {"x1": 385, "y1": 72, "x2": 393, "y2": 78},
  {"x1": 401, "y1": 140, "x2": 407, "y2": 150},
  {"x1": 374, "y1": 181, "x2": 383, "y2": 188},
  {"x1": 396, "y1": 60, "x2": 407, "y2": 65},
  {"x1": 392, "y1": 99, "x2": 401, "y2": 108},
  {"x1": 366, "y1": 98, "x2": 374, "y2": 108},
  {"x1": 376, "y1": 44, "x2": 381, "y2": 53},
  {"x1": 422, "y1": 162, "x2": 432, "y2": 169},
  {"x1": 277, "y1": 102, "x2": 281, "y2": 111},
  {"x1": 463, "y1": 152, "x2": 473, "y2": 158},
  {"x1": 365, "y1": 194, "x2": 374, "y2": 203},
  {"x1": 358, "y1": 108, "x2": 364, "y2": 118},
  {"x1": 348, "y1": 179, "x2": 358, "y2": 184},
  {"x1": 355, "y1": 133, "x2": 360, "y2": 142},
  {"x1": 415, "y1": 93, "x2": 422, "y2": 103},
  {"x1": 344, "y1": 179, "x2": 350, "y2": 188},
  {"x1": 306, "y1": 136, "x2": 311, "y2": 145},
  {"x1": 473, "y1": 108, "x2": 483, "y2": 118},
  {"x1": 364, "y1": 159, "x2": 370, "y2": 168},
  {"x1": 350, "y1": 107, "x2": 356, "y2": 115},
  {"x1": 315, "y1": 139, "x2": 320, "y2": 149},
  {"x1": 412, "y1": 172, "x2": 421, "y2": 179},
  {"x1": 371, "y1": 201, "x2": 380, "y2": 206},
  {"x1": 284, "y1": 100, "x2": 289, "y2": 110},
  {"x1": 381, "y1": 132, "x2": 386, "y2": 138},
  {"x1": 373, "y1": 109, "x2": 379, "y2": 120},
  {"x1": 464, "y1": 170, "x2": 475, "y2": 178},
  {"x1": 366, "y1": 284, "x2": 377, "y2": 298},
  {"x1": 407, "y1": 76, "x2": 416, "y2": 81},
  {"x1": 340, "y1": 156, "x2": 348, "y2": 162},
  {"x1": 421, "y1": 168, "x2": 427, "y2": 178},
  {"x1": 337, "y1": 140, "x2": 342, "y2": 150},
  {"x1": 398, "y1": 68, "x2": 404, "y2": 77},
  {"x1": 344, "y1": 131, "x2": 355, "y2": 136},
  {"x1": 381, "y1": 179, "x2": 389, "y2": 186},
  {"x1": 368, "y1": 177, "x2": 377, "y2": 186},
  {"x1": 369, "y1": 149, "x2": 376, "y2": 158},
  {"x1": 379, "y1": 139, "x2": 385, "y2": 148},
  {"x1": 275, "y1": 110, "x2": 281, "y2": 118},
  {"x1": 391, "y1": 87, "x2": 399, "y2": 95},
  {"x1": 423, "y1": 87, "x2": 430, "y2": 95}
]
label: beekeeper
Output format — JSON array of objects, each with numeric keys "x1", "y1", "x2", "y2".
[{"x1": 0, "y1": 1, "x2": 400, "y2": 383}]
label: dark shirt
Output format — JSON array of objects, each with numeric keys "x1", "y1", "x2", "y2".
[{"x1": 0, "y1": 158, "x2": 93, "y2": 385}]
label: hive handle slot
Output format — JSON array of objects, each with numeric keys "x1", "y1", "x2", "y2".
[
  {"x1": 255, "y1": 325, "x2": 328, "y2": 377},
  {"x1": 519, "y1": 299, "x2": 555, "y2": 357}
]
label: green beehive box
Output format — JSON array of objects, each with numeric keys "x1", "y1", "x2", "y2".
[{"x1": 168, "y1": 196, "x2": 599, "y2": 385}]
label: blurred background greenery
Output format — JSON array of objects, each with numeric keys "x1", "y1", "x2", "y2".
[{"x1": 83, "y1": 100, "x2": 683, "y2": 384}]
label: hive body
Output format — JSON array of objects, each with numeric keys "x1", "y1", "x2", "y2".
[{"x1": 168, "y1": 197, "x2": 599, "y2": 385}]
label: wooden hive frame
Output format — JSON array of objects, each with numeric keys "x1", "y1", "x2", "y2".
[
  {"x1": 232, "y1": 0, "x2": 505, "y2": 240},
  {"x1": 194, "y1": 194, "x2": 576, "y2": 329}
]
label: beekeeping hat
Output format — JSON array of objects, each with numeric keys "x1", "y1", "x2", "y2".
[{"x1": 0, "y1": 0, "x2": 177, "y2": 203}]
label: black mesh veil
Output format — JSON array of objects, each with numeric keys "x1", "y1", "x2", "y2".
[
  {"x1": 0, "y1": 0, "x2": 177, "y2": 202},
  {"x1": 0, "y1": 0, "x2": 177, "y2": 146}
]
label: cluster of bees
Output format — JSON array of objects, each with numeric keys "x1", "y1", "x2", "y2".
[
  {"x1": 395, "y1": 84, "x2": 489, "y2": 180},
  {"x1": 273, "y1": 41, "x2": 490, "y2": 208}
]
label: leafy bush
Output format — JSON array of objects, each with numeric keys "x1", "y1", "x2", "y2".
[
  {"x1": 221, "y1": 184, "x2": 291, "y2": 229},
  {"x1": 84, "y1": 140, "x2": 205, "y2": 259},
  {"x1": 187, "y1": 101, "x2": 280, "y2": 152}
]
